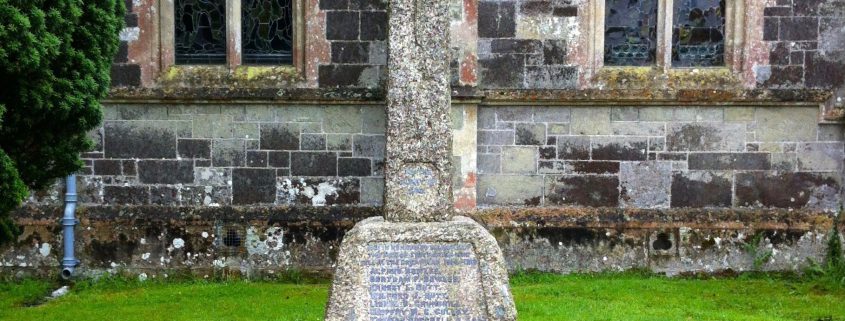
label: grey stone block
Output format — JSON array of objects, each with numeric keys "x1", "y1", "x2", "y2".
[
  {"x1": 478, "y1": 130, "x2": 515, "y2": 146},
  {"x1": 525, "y1": 66, "x2": 578, "y2": 89},
  {"x1": 291, "y1": 152, "x2": 338, "y2": 176},
  {"x1": 620, "y1": 161, "x2": 672, "y2": 209},
  {"x1": 736, "y1": 172, "x2": 840, "y2": 211},
  {"x1": 302, "y1": 134, "x2": 328, "y2": 150},
  {"x1": 515, "y1": 123, "x2": 545, "y2": 145},
  {"x1": 688, "y1": 153, "x2": 772, "y2": 170},
  {"x1": 545, "y1": 175, "x2": 620, "y2": 207},
  {"x1": 533, "y1": 107, "x2": 570, "y2": 122},
  {"x1": 477, "y1": 153, "x2": 501, "y2": 174},
  {"x1": 755, "y1": 107, "x2": 818, "y2": 142},
  {"x1": 478, "y1": 174, "x2": 544, "y2": 206},
  {"x1": 611, "y1": 107, "x2": 639, "y2": 121},
  {"x1": 138, "y1": 160, "x2": 194, "y2": 184},
  {"x1": 260, "y1": 123, "x2": 300, "y2": 150},
  {"x1": 667, "y1": 123, "x2": 745, "y2": 152},
  {"x1": 670, "y1": 171, "x2": 732, "y2": 208},
  {"x1": 359, "y1": 177, "x2": 385, "y2": 205},
  {"x1": 232, "y1": 168, "x2": 277, "y2": 205},
  {"x1": 796, "y1": 142, "x2": 845, "y2": 171},
  {"x1": 501, "y1": 146, "x2": 537, "y2": 174},
  {"x1": 571, "y1": 108, "x2": 611, "y2": 135},
  {"x1": 352, "y1": 135, "x2": 386, "y2": 158},
  {"x1": 212, "y1": 139, "x2": 246, "y2": 167},
  {"x1": 556, "y1": 136, "x2": 590, "y2": 160},
  {"x1": 104, "y1": 121, "x2": 177, "y2": 159},
  {"x1": 591, "y1": 137, "x2": 648, "y2": 161}
]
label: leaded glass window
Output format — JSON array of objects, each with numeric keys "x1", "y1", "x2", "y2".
[
  {"x1": 604, "y1": 0, "x2": 658, "y2": 66},
  {"x1": 175, "y1": 0, "x2": 227, "y2": 64},
  {"x1": 242, "y1": 0, "x2": 294, "y2": 65},
  {"x1": 673, "y1": 0, "x2": 725, "y2": 67}
]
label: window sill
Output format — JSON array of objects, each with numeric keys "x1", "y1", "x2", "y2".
[
  {"x1": 156, "y1": 65, "x2": 303, "y2": 88},
  {"x1": 593, "y1": 67, "x2": 743, "y2": 91}
]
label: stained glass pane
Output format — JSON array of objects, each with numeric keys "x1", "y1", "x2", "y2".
[
  {"x1": 242, "y1": 0, "x2": 293, "y2": 65},
  {"x1": 672, "y1": 0, "x2": 725, "y2": 67},
  {"x1": 175, "y1": 0, "x2": 227, "y2": 64},
  {"x1": 604, "y1": 0, "x2": 658, "y2": 66}
]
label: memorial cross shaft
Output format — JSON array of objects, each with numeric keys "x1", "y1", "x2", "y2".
[
  {"x1": 383, "y1": 0, "x2": 454, "y2": 223},
  {"x1": 324, "y1": 0, "x2": 517, "y2": 319}
]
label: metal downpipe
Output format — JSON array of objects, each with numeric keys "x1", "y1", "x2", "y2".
[{"x1": 61, "y1": 174, "x2": 79, "y2": 279}]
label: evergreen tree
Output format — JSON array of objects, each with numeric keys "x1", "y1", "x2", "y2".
[{"x1": 0, "y1": 0, "x2": 124, "y2": 244}]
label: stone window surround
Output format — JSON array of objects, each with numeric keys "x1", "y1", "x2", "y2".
[
  {"x1": 159, "y1": 0, "x2": 307, "y2": 81},
  {"x1": 586, "y1": 0, "x2": 748, "y2": 76}
]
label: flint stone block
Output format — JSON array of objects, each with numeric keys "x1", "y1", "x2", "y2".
[
  {"x1": 620, "y1": 161, "x2": 671, "y2": 209},
  {"x1": 545, "y1": 175, "x2": 620, "y2": 207},
  {"x1": 231, "y1": 168, "x2": 276, "y2": 205},
  {"x1": 667, "y1": 123, "x2": 745, "y2": 151},
  {"x1": 325, "y1": 217, "x2": 516, "y2": 321},
  {"x1": 670, "y1": 171, "x2": 732, "y2": 208},
  {"x1": 796, "y1": 142, "x2": 845, "y2": 171},
  {"x1": 138, "y1": 160, "x2": 194, "y2": 184},
  {"x1": 277, "y1": 177, "x2": 359, "y2": 206},
  {"x1": 591, "y1": 137, "x2": 648, "y2": 161},
  {"x1": 104, "y1": 121, "x2": 177, "y2": 158},
  {"x1": 361, "y1": 11, "x2": 388, "y2": 40},
  {"x1": 477, "y1": 174, "x2": 543, "y2": 205},
  {"x1": 736, "y1": 172, "x2": 840, "y2": 210}
]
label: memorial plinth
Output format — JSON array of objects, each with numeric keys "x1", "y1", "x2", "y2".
[
  {"x1": 325, "y1": 217, "x2": 515, "y2": 320},
  {"x1": 325, "y1": 0, "x2": 516, "y2": 319}
]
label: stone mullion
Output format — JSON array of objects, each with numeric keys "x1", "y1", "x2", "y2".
[
  {"x1": 159, "y1": 0, "x2": 176, "y2": 71},
  {"x1": 226, "y1": 0, "x2": 243, "y2": 67},
  {"x1": 657, "y1": 0, "x2": 673, "y2": 71}
]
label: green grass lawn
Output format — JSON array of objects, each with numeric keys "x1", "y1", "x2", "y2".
[{"x1": 1, "y1": 273, "x2": 843, "y2": 321}]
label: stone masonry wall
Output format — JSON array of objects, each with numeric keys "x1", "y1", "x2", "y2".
[
  {"x1": 762, "y1": 0, "x2": 845, "y2": 89},
  {"x1": 68, "y1": 104, "x2": 387, "y2": 207},
  {"x1": 478, "y1": 106, "x2": 844, "y2": 210}
]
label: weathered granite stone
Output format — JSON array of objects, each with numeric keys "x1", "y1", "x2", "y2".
[
  {"x1": 382, "y1": 0, "x2": 454, "y2": 222},
  {"x1": 325, "y1": 217, "x2": 516, "y2": 321}
]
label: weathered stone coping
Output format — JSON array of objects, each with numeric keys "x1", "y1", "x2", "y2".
[
  {"x1": 14, "y1": 205, "x2": 841, "y2": 230},
  {"x1": 106, "y1": 88, "x2": 832, "y2": 105}
]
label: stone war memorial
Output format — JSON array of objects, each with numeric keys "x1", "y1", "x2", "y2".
[
  {"x1": 325, "y1": 0, "x2": 516, "y2": 319},
  {"x1": 3, "y1": 0, "x2": 845, "y2": 298}
]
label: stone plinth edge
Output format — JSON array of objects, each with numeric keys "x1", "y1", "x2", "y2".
[{"x1": 324, "y1": 216, "x2": 517, "y2": 321}]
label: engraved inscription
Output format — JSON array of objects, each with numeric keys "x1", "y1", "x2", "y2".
[
  {"x1": 365, "y1": 243, "x2": 488, "y2": 321},
  {"x1": 400, "y1": 165, "x2": 438, "y2": 196}
]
